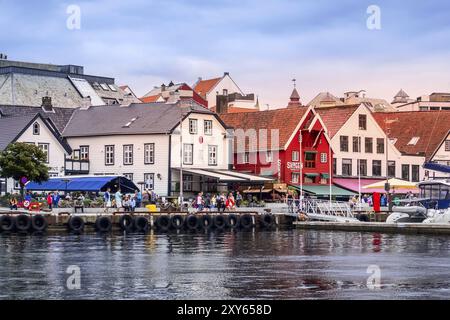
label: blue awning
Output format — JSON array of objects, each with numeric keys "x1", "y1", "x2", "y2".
[
  {"x1": 25, "y1": 176, "x2": 138, "y2": 192},
  {"x1": 424, "y1": 162, "x2": 450, "y2": 174}
]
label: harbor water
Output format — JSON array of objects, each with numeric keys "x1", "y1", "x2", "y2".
[{"x1": 0, "y1": 229, "x2": 449, "y2": 299}]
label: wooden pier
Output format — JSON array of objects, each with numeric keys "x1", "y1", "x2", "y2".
[{"x1": 294, "y1": 221, "x2": 450, "y2": 235}]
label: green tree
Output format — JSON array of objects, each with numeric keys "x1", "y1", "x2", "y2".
[{"x1": 0, "y1": 142, "x2": 49, "y2": 197}]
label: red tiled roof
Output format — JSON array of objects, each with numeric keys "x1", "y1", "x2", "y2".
[
  {"x1": 140, "y1": 94, "x2": 162, "y2": 103},
  {"x1": 314, "y1": 104, "x2": 360, "y2": 137},
  {"x1": 220, "y1": 107, "x2": 309, "y2": 151},
  {"x1": 193, "y1": 77, "x2": 222, "y2": 98},
  {"x1": 373, "y1": 110, "x2": 450, "y2": 160}
]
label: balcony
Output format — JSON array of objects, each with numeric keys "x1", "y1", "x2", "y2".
[{"x1": 65, "y1": 158, "x2": 90, "y2": 175}]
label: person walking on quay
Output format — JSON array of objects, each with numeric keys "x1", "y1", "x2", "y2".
[
  {"x1": 210, "y1": 194, "x2": 217, "y2": 210},
  {"x1": 52, "y1": 191, "x2": 60, "y2": 209},
  {"x1": 103, "y1": 188, "x2": 111, "y2": 212},
  {"x1": 9, "y1": 196, "x2": 18, "y2": 210},
  {"x1": 130, "y1": 195, "x2": 136, "y2": 212},
  {"x1": 226, "y1": 193, "x2": 236, "y2": 211},
  {"x1": 115, "y1": 189, "x2": 123, "y2": 210},
  {"x1": 46, "y1": 192, "x2": 53, "y2": 210},
  {"x1": 123, "y1": 195, "x2": 131, "y2": 212},
  {"x1": 196, "y1": 192, "x2": 204, "y2": 212},
  {"x1": 236, "y1": 191, "x2": 243, "y2": 208},
  {"x1": 135, "y1": 190, "x2": 142, "y2": 208}
]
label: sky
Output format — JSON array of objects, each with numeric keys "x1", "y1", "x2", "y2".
[{"x1": 1, "y1": 0, "x2": 450, "y2": 108}]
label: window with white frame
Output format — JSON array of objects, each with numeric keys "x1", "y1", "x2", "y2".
[
  {"x1": 33, "y1": 122, "x2": 40, "y2": 135},
  {"x1": 189, "y1": 119, "x2": 198, "y2": 134},
  {"x1": 208, "y1": 145, "x2": 218, "y2": 166},
  {"x1": 80, "y1": 146, "x2": 89, "y2": 160},
  {"x1": 291, "y1": 173, "x2": 300, "y2": 183},
  {"x1": 38, "y1": 143, "x2": 49, "y2": 163},
  {"x1": 144, "y1": 143, "x2": 155, "y2": 164},
  {"x1": 14, "y1": 180, "x2": 20, "y2": 190},
  {"x1": 292, "y1": 151, "x2": 299, "y2": 161},
  {"x1": 445, "y1": 140, "x2": 450, "y2": 151},
  {"x1": 144, "y1": 173, "x2": 154, "y2": 190},
  {"x1": 105, "y1": 145, "x2": 114, "y2": 165},
  {"x1": 320, "y1": 153, "x2": 327, "y2": 163},
  {"x1": 123, "y1": 173, "x2": 133, "y2": 181},
  {"x1": 266, "y1": 151, "x2": 273, "y2": 162},
  {"x1": 204, "y1": 120, "x2": 213, "y2": 135},
  {"x1": 183, "y1": 144, "x2": 193, "y2": 165},
  {"x1": 123, "y1": 145, "x2": 133, "y2": 165}
]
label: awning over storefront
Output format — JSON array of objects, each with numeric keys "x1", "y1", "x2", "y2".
[
  {"x1": 424, "y1": 162, "x2": 450, "y2": 174},
  {"x1": 175, "y1": 168, "x2": 273, "y2": 182},
  {"x1": 305, "y1": 173, "x2": 319, "y2": 178},
  {"x1": 243, "y1": 188, "x2": 273, "y2": 193},
  {"x1": 25, "y1": 175, "x2": 138, "y2": 192},
  {"x1": 333, "y1": 178, "x2": 419, "y2": 194},
  {"x1": 321, "y1": 173, "x2": 329, "y2": 179},
  {"x1": 290, "y1": 184, "x2": 356, "y2": 196}
]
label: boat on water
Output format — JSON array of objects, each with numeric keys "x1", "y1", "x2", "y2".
[{"x1": 386, "y1": 179, "x2": 450, "y2": 224}]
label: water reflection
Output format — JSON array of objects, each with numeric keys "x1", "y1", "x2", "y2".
[{"x1": 0, "y1": 229, "x2": 449, "y2": 299}]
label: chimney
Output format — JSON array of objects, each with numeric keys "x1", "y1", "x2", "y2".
[
  {"x1": 216, "y1": 94, "x2": 229, "y2": 114},
  {"x1": 161, "y1": 83, "x2": 166, "y2": 92},
  {"x1": 224, "y1": 72, "x2": 229, "y2": 76},
  {"x1": 80, "y1": 97, "x2": 92, "y2": 110},
  {"x1": 41, "y1": 96, "x2": 54, "y2": 112}
]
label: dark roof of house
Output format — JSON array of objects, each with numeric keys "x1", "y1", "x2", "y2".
[
  {"x1": 0, "y1": 105, "x2": 75, "y2": 133},
  {"x1": 63, "y1": 101, "x2": 227, "y2": 137},
  {"x1": 0, "y1": 114, "x2": 36, "y2": 150},
  {"x1": 373, "y1": 110, "x2": 450, "y2": 160}
]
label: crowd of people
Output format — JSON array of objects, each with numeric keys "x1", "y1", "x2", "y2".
[{"x1": 190, "y1": 191, "x2": 243, "y2": 212}]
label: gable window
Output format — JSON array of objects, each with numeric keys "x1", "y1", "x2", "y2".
[
  {"x1": 144, "y1": 173, "x2": 154, "y2": 190},
  {"x1": 342, "y1": 159, "x2": 352, "y2": 176},
  {"x1": 291, "y1": 173, "x2": 300, "y2": 184},
  {"x1": 204, "y1": 120, "x2": 213, "y2": 135},
  {"x1": 33, "y1": 122, "x2": 40, "y2": 135},
  {"x1": 37, "y1": 143, "x2": 49, "y2": 163},
  {"x1": 412, "y1": 165, "x2": 420, "y2": 182},
  {"x1": 80, "y1": 146, "x2": 89, "y2": 160},
  {"x1": 292, "y1": 151, "x2": 299, "y2": 161},
  {"x1": 105, "y1": 145, "x2": 115, "y2": 165},
  {"x1": 358, "y1": 159, "x2": 367, "y2": 176},
  {"x1": 305, "y1": 152, "x2": 316, "y2": 168},
  {"x1": 365, "y1": 137, "x2": 373, "y2": 153},
  {"x1": 445, "y1": 140, "x2": 450, "y2": 152},
  {"x1": 376, "y1": 138, "x2": 385, "y2": 154},
  {"x1": 388, "y1": 161, "x2": 396, "y2": 177},
  {"x1": 359, "y1": 114, "x2": 367, "y2": 130},
  {"x1": 208, "y1": 145, "x2": 218, "y2": 166},
  {"x1": 340, "y1": 136, "x2": 349, "y2": 152},
  {"x1": 353, "y1": 136, "x2": 361, "y2": 153},
  {"x1": 189, "y1": 119, "x2": 198, "y2": 134},
  {"x1": 372, "y1": 160, "x2": 382, "y2": 176},
  {"x1": 123, "y1": 145, "x2": 133, "y2": 165},
  {"x1": 243, "y1": 152, "x2": 249, "y2": 164},
  {"x1": 266, "y1": 151, "x2": 273, "y2": 163},
  {"x1": 183, "y1": 174, "x2": 193, "y2": 191},
  {"x1": 320, "y1": 153, "x2": 327, "y2": 163},
  {"x1": 183, "y1": 144, "x2": 193, "y2": 165},
  {"x1": 402, "y1": 164, "x2": 410, "y2": 181},
  {"x1": 123, "y1": 173, "x2": 133, "y2": 181},
  {"x1": 144, "y1": 143, "x2": 155, "y2": 164}
]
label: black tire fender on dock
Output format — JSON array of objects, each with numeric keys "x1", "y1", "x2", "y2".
[
  {"x1": 261, "y1": 214, "x2": 275, "y2": 228},
  {"x1": 226, "y1": 214, "x2": 240, "y2": 229},
  {"x1": 358, "y1": 214, "x2": 369, "y2": 222},
  {"x1": 186, "y1": 215, "x2": 199, "y2": 231},
  {"x1": 240, "y1": 214, "x2": 254, "y2": 230},
  {"x1": 15, "y1": 214, "x2": 31, "y2": 232},
  {"x1": 200, "y1": 215, "x2": 212, "y2": 229},
  {"x1": 155, "y1": 215, "x2": 171, "y2": 232},
  {"x1": 31, "y1": 215, "x2": 48, "y2": 232},
  {"x1": 134, "y1": 216, "x2": 149, "y2": 232},
  {"x1": 0, "y1": 215, "x2": 15, "y2": 232},
  {"x1": 68, "y1": 216, "x2": 85, "y2": 233},
  {"x1": 213, "y1": 215, "x2": 227, "y2": 230},
  {"x1": 95, "y1": 216, "x2": 112, "y2": 232},
  {"x1": 119, "y1": 214, "x2": 134, "y2": 232},
  {"x1": 170, "y1": 215, "x2": 185, "y2": 230}
]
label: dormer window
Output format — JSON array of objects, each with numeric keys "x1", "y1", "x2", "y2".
[{"x1": 33, "y1": 122, "x2": 40, "y2": 135}]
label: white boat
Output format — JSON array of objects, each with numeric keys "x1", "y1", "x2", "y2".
[{"x1": 422, "y1": 209, "x2": 450, "y2": 224}]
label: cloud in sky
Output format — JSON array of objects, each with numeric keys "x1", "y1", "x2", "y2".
[{"x1": 1, "y1": 0, "x2": 450, "y2": 107}]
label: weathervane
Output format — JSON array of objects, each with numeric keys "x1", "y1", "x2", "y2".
[{"x1": 292, "y1": 78, "x2": 296, "y2": 88}]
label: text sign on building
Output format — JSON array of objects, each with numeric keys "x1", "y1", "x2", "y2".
[{"x1": 287, "y1": 162, "x2": 302, "y2": 170}]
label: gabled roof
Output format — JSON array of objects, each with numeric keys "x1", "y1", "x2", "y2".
[
  {"x1": 314, "y1": 104, "x2": 360, "y2": 138},
  {"x1": 140, "y1": 94, "x2": 163, "y2": 103},
  {"x1": 373, "y1": 111, "x2": 450, "y2": 160},
  {"x1": 220, "y1": 107, "x2": 310, "y2": 151},
  {"x1": 394, "y1": 89, "x2": 409, "y2": 98},
  {"x1": 63, "y1": 101, "x2": 228, "y2": 138},
  {"x1": 193, "y1": 77, "x2": 222, "y2": 98},
  {"x1": 307, "y1": 92, "x2": 344, "y2": 108}
]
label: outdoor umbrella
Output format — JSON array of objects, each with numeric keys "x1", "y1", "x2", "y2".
[{"x1": 362, "y1": 178, "x2": 418, "y2": 192}]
